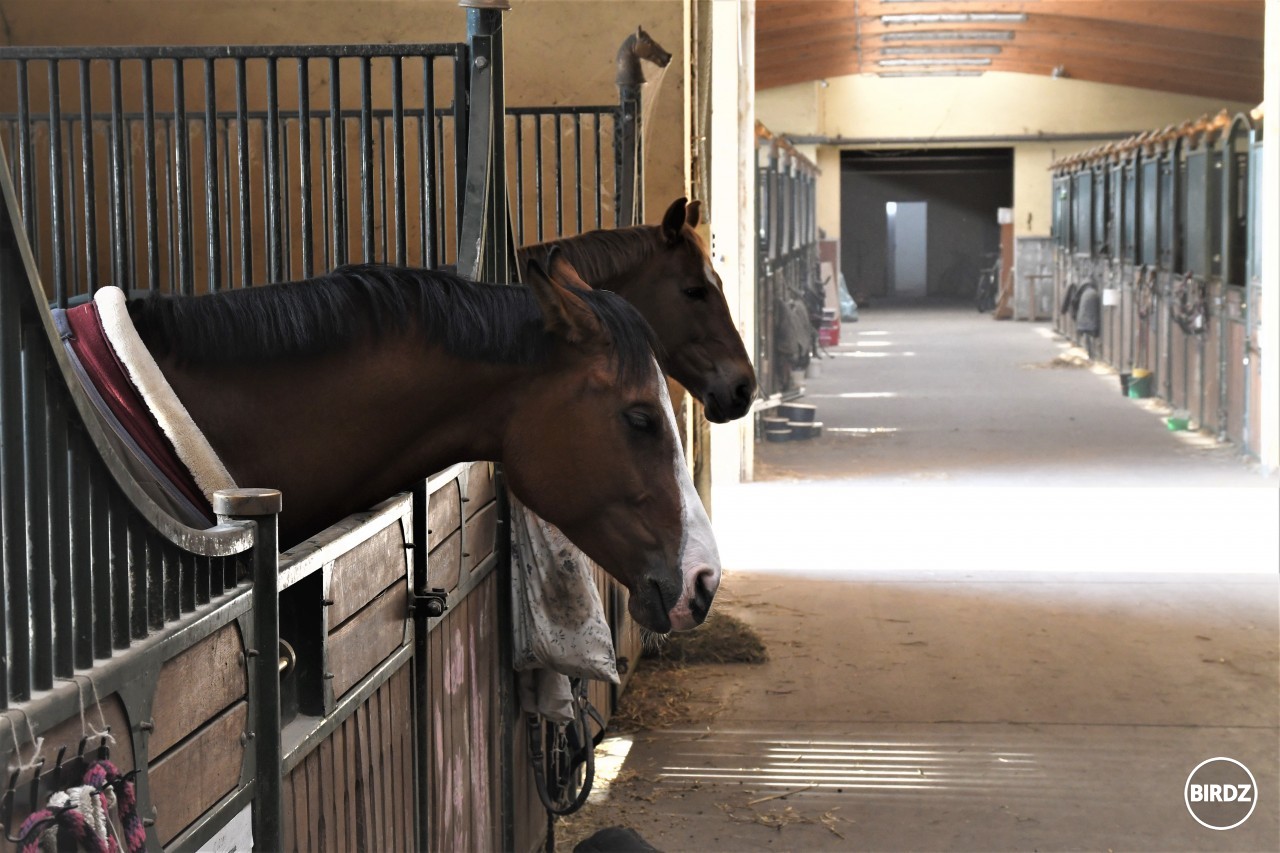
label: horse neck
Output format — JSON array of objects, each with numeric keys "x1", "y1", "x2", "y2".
[
  {"x1": 158, "y1": 339, "x2": 526, "y2": 545},
  {"x1": 524, "y1": 228, "x2": 658, "y2": 294}
]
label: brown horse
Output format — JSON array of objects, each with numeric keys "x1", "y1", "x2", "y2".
[
  {"x1": 126, "y1": 262, "x2": 719, "y2": 633},
  {"x1": 518, "y1": 198, "x2": 757, "y2": 423}
]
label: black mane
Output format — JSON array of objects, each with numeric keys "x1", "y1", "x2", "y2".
[{"x1": 128, "y1": 264, "x2": 662, "y2": 385}]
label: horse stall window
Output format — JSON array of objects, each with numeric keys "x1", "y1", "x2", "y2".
[
  {"x1": 1159, "y1": 154, "x2": 1178, "y2": 272},
  {"x1": 1140, "y1": 158, "x2": 1160, "y2": 267},
  {"x1": 1109, "y1": 162, "x2": 1125, "y2": 260},
  {"x1": 1052, "y1": 174, "x2": 1069, "y2": 247},
  {"x1": 1182, "y1": 147, "x2": 1222, "y2": 278},
  {"x1": 1248, "y1": 138, "x2": 1263, "y2": 284},
  {"x1": 1223, "y1": 139, "x2": 1250, "y2": 287},
  {"x1": 1072, "y1": 171, "x2": 1092, "y2": 255},
  {"x1": 1092, "y1": 166, "x2": 1109, "y2": 255},
  {"x1": 1122, "y1": 160, "x2": 1138, "y2": 263}
]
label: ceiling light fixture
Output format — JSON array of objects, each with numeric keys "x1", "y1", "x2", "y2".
[
  {"x1": 882, "y1": 45, "x2": 1002, "y2": 55},
  {"x1": 878, "y1": 71, "x2": 986, "y2": 78},
  {"x1": 881, "y1": 13, "x2": 1027, "y2": 24},
  {"x1": 878, "y1": 57, "x2": 993, "y2": 67},
  {"x1": 882, "y1": 30, "x2": 1015, "y2": 41}
]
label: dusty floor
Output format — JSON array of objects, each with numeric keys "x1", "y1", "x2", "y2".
[{"x1": 557, "y1": 304, "x2": 1279, "y2": 852}]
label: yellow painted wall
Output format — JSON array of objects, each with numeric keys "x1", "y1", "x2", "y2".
[
  {"x1": 758, "y1": 72, "x2": 1257, "y2": 239},
  {"x1": 0, "y1": 0, "x2": 687, "y2": 223}
]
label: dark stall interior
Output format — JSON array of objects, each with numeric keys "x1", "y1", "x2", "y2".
[{"x1": 840, "y1": 148, "x2": 1013, "y2": 302}]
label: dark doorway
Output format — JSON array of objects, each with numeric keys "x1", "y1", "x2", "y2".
[{"x1": 841, "y1": 148, "x2": 1013, "y2": 302}]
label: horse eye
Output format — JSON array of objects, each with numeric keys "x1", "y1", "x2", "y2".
[
  {"x1": 624, "y1": 410, "x2": 657, "y2": 433},
  {"x1": 683, "y1": 287, "x2": 709, "y2": 301}
]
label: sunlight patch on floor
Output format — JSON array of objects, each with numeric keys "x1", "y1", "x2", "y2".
[{"x1": 587, "y1": 735, "x2": 635, "y2": 804}]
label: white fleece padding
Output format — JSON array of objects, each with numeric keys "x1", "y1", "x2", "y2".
[{"x1": 94, "y1": 286, "x2": 237, "y2": 503}]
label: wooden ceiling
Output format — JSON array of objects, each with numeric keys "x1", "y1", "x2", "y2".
[{"x1": 756, "y1": 1, "x2": 1265, "y2": 103}]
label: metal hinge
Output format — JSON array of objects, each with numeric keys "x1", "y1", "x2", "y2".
[{"x1": 410, "y1": 588, "x2": 449, "y2": 618}]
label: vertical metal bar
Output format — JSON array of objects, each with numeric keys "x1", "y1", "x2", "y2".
[
  {"x1": 173, "y1": 59, "x2": 194, "y2": 295},
  {"x1": 281, "y1": 117, "x2": 293, "y2": 281},
  {"x1": 79, "y1": 60, "x2": 98, "y2": 300},
  {"x1": 554, "y1": 112, "x2": 563, "y2": 237},
  {"x1": 204, "y1": 59, "x2": 222, "y2": 293},
  {"x1": 452, "y1": 46, "x2": 469, "y2": 253},
  {"x1": 69, "y1": 434, "x2": 94, "y2": 670},
  {"x1": 514, "y1": 115, "x2": 524, "y2": 246},
  {"x1": 235, "y1": 58, "x2": 253, "y2": 285},
  {"x1": 47, "y1": 379, "x2": 72, "y2": 679},
  {"x1": 534, "y1": 115, "x2": 544, "y2": 242},
  {"x1": 89, "y1": 463, "x2": 111, "y2": 660},
  {"x1": 359, "y1": 56, "x2": 374, "y2": 262},
  {"x1": 109, "y1": 489, "x2": 130, "y2": 649},
  {"x1": 15, "y1": 60, "x2": 37, "y2": 262},
  {"x1": 391, "y1": 58, "x2": 407, "y2": 266},
  {"x1": 161, "y1": 544, "x2": 179, "y2": 625},
  {"x1": 179, "y1": 552, "x2": 196, "y2": 614},
  {"x1": 66, "y1": 118, "x2": 81, "y2": 298},
  {"x1": 265, "y1": 58, "x2": 283, "y2": 283},
  {"x1": 129, "y1": 523, "x2": 147, "y2": 639},
  {"x1": 47, "y1": 60, "x2": 68, "y2": 305},
  {"x1": 163, "y1": 119, "x2": 176, "y2": 290},
  {"x1": 0, "y1": 207, "x2": 20, "y2": 705},
  {"x1": 377, "y1": 116, "x2": 388, "y2": 262},
  {"x1": 320, "y1": 114, "x2": 332, "y2": 272},
  {"x1": 108, "y1": 59, "x2": 127, "y2": 288},
  {"x1": 593, "y1": 113, "x2": 602, "y2": 229},
  {"x1": 221, "y1": 118, "x2": 234, "y2": 290},
  {"x1": 574, "y1": 113, "x2": 582, "y2": 235},
  {"x1": 139, "y1": 60, "x2": 159, "y2": 292},
  {"x1": 436, "y1": 108, "x2": 447, "y2": 262},
  {"x1": 23, "y1": 286, "x2": 52, "y2": 698},
  {"x1": 213, "y1": 489, "x2": 283, "y2": 853},
  {"x1": 297, "y1": 59, "x2": 314, "y2": 278},
  {"x1": 421, "y1": 57, "x2": 437, "y2": 267},
  {"x1": 328, "y1": 57, "x2": 346, "y2": 266},
  {"x1": 410, "y1": 480, "x2": 431, "y2": 853}
]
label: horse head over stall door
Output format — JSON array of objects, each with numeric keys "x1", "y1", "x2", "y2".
[
  {"x1": 119, "y1": 262, "x2": 720, "y2": 633},
  {"x1": 518, "y1": 197, "x2": 758, "y2": 423}
]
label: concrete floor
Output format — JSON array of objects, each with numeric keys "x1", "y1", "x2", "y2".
[{"x1": 564, "y1": 304, "x2": 1279, "y2": 852}]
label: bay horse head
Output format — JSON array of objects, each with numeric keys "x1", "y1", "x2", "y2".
[
  {"x1": 132, "y1": 260, "x2": 719, "y2": 633},
  {"x1": 505, "y1": 259, "x2": 719, "y2": 632},
  {"x1": 519, "y1": 197, "x2": 758, "y2": 423}
]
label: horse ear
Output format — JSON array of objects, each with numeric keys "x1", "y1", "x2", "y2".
[
  {"x1": 526, "y1": 254, "x2": 601, "y2": 346},
  {"x1": 661, "y1": 197, "x2": 688, "y2": 245},
  {"x1": 685, "y1": 200, "x2": 702, "y2": 229},
  {"x1": 546, "y1": 250, "x2": 592, "y2": 291}
]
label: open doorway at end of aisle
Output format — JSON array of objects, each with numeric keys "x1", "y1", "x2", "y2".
[{"x1": 841, "y1": 148, "x2": 1013, "y2": 306}]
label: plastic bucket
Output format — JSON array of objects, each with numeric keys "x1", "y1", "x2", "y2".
[
  {"x1": 1119, "y1": 373, "x2": 1132, "y2": 396},
  {"x1": 1127, "y1": 370, "x2": 1152, "y2": 399}
]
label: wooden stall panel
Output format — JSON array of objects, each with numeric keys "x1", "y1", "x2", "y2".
[
  {"x1": 429, "y1": 478, "x2": 462, "y2": 544},
  {"x1": 327, "y1": 584, "x2": 409, "y2": 699},
  {"x1": 150, "y1": 701, "x2": 248, "y2": 846},
  {"x1": 327, "y1": 520, "x2": 410, "y2": 627},
  {"x1": 150, "y1": 622, "x2": 247, "y2": 756},
  {"x1": 282, "y1": 664, "x2": 415, "y2": 853},
  {"x1": 430, "y1": 528, "x2": 463, "y2": 593},
  {"x1": 429, "y1": 571, "x2": 503, "y2": 853}
]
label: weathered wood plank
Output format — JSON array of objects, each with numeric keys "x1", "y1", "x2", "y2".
[
  {"x1": 327, "y1": 584, "x2": 408, "y2": 699},
  {"x1": 428, "y1": 527, "x2": 462, "y2": 593},
  {"x1": 149, "y1": 701, "x2": 247, "y2": 846},
  {"x1": 462, "y1": 461, "x2": 494, "y2": 519},
  {"x1": 150, "y1": 622, "x2": 247, "y2": 757},
  {"x1": 327, "y1": 520, "x2": 409, "y2": 627},
  {"x1": 427, "y1": 478, "x2": 460, "y2": 546},
  {"x1": 463, "y1": 501, "x2": 497, "y2": 576}
]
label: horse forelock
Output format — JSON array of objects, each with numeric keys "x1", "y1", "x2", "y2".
[{"x1": 127, "y1": 264, "x2": 662, "y2": 384}]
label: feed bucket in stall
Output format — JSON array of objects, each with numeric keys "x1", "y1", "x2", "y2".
[{"x1": 1127, "y1": 368, "x2": 1152, "y2": 399}]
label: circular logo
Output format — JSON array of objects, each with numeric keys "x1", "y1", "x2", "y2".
[{"x1": 1184, "y1": 757, "x2": 1258, "y2": 830}]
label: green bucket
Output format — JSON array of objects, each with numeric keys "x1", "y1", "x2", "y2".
[{"x1": 1127, "y1": 373, "x2": 1152, "y2": 399}]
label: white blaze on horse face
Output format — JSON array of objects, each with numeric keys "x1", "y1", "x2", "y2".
[{"x1": 653, "y1": 362, "x2": 721, "y2": 630}]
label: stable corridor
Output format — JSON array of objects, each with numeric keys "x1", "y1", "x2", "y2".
[{"x1": 566, "y1": 305, "x2": 1279, "y2": 852}]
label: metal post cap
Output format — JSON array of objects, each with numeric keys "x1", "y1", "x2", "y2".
[{"x1": 213, "y1": 488, "x2": 283, "y2": 516}]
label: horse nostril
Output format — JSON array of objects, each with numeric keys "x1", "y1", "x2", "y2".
[
  {"x1": 731, "y1": 380, "x2": 754, "y2": 407},
  {"x1": 690, "y1": 568, "x2": 717, "y2": 623}
]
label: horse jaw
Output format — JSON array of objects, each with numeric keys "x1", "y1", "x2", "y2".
[{"x1": 655, "y1": 366, "x2": 721, "y2": 631}]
